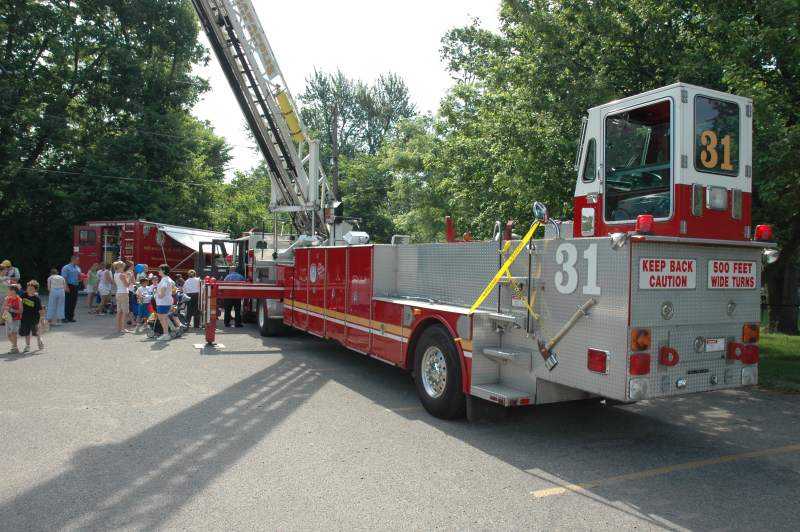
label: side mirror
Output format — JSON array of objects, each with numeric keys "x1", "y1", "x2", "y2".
[{"x1": 533, "y1": 201, "x2": 549, "y2": 221}]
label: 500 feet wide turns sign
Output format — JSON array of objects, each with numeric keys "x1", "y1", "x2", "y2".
[{"x1": 708, "y1": 260, "x2": 756, "y2": 289}]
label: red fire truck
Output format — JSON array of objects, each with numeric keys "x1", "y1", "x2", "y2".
[
  {"x1": 194, "y1": 0, "x2": 777, "y2": 420},
  {"x1": 73, "y1": 220, "x2": 229, "y2": 275}
]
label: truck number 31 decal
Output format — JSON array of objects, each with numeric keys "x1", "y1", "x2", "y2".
[
  {"x1": 555, "y1": 243, "x2": 601, "y2": 296},
  {"x1": 699, "y1": 129, "x2": 734, "y2": 172}
]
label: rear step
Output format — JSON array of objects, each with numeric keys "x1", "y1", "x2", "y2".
[
  {"x1": 482, "y1": 347, "x2": 528, "y2": 364},
  {"x1": 471, "y1": 383, "x2": 531, "y2": 406}
]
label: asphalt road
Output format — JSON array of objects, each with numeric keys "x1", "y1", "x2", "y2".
[{"x1": 1, "y1": 310, "x2": 799, "y2": 531}]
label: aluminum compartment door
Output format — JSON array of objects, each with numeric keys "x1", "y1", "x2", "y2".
[
  {"x1": 325, "y1": 248, "x2": 347, "y2": 342},
  {"x1": 346, "y1": 246, "x2": 373, "y2": 353},
  {"x1": 307, "y1": 248, "x2": 326, "y2": 337},
  {"x1": 293, "y1": 249, "x2": 309, "y2": 331},
  {"x1": 371, "y1": 300, "x2": 403, "y2": 365},
  {"x1": 280, "y1": 265, "x2": 294, "y2": 326}
]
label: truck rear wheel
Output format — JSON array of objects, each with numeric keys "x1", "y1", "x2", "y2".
[
  {"x1": 257, "y1": 300, "x2": 284, "y2": 337},
  {"x1": 413, "y1": 324, "x2": 466, "y2": 419}
]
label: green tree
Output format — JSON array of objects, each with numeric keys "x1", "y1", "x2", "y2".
[
  {"x1": 212, "y1": 162, "x2": 272, "y2": 237},
  {"x1": 0, "y1": 0, "x2": 229, "y2": 281},
  {"x1": 300, "y1": 69, "x2": 415, "y2": 199},
  {"x1": 438, "y1": 0, "x2": 800, "y2": 332}
]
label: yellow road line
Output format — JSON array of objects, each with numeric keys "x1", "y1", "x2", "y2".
[{"x1": 531, "y1": 443, "x2": 800, "y2": 498}]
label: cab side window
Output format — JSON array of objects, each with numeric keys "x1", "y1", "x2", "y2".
[{"x1": 582, "y1": 139, "x2": 596, "y2": 182}]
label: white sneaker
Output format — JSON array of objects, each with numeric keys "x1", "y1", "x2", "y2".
[{"x1": 157, "y1": 334, "x2": 171, "y2": 341}]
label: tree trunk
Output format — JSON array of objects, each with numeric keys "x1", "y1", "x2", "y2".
[{"x1": 765, "y1": 251, "x2": 799, "y2": 334}]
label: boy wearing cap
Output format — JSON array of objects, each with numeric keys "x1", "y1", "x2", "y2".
[{"x1": 20, "y1": 281, "x2": 44, "y2": 352}]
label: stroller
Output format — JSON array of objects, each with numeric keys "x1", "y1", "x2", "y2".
[{"x1": 145, "y1": 290, "x2": 190, "y2": 339}]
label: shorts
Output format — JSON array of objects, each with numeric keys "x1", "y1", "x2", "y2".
[
  {"x1": 5, "y1": 320, "x2": 20, "y2": 334},
  {"x1": 138, "y1": 303, "x2": 150, "y2": 317},
  {"x1": 19, "y1": 320, "x2": 38, "y2": 337},
  {"x1": 156, "y1": 305, "x2": 171, "y2": 315},
  {"x1": 115, "y1": 293, "x2": 129, "y2": 310},
  {"x1": 99, "y1": 287, "x2": 111, "y2": 296}
]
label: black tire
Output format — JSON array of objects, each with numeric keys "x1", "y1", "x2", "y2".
[
  {"x1": 243, "y1": 299, "x2": 257, "y2": 323},
  {"x1": 413, "y1": 324, "x2": 466, "y2": 419},
  {"x1": 257, "y1": 300, "x2": 285, "y2": 337}
]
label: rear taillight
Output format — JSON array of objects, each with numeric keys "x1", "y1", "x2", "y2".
[
  {"x1": 629, "y1": 353, "x2": 651, "y2": 375},
  {"x1": 587, "y1": 349, "x2": 609, "y2": 374},
  {"x1": 755, "y1": 224, "x2": 774, "y2": 242},
  {"x1": 727, "y1": 342, "x2": 744, "y2": 360},
  {"x1": 741, "y1": 344, "x2": 759, "y2": 365},
  {"x1": 635, "y1": 214, "x2": 654, "y2": 235},
  {"x1": 658, "y1": 346, "x2": 679, "y2": 367},
  {"x1": 630, "y1": 328, "x2": 651, "y2": 352},
  {"x1": 743, "y1": 323, "x2": 759, "y2": 344}
]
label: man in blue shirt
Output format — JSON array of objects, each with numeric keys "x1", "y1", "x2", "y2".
[
  {"x1": 61, "y1": 255, "x2": 81, "y2": 322},
  {"x1": 223, "y1": 268, "x2": 245, "y2": 327}
]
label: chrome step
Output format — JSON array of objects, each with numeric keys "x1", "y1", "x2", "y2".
[
  {"x1": 497, "y1": 276, "x2": 526, "y2": 285},
  {"x1": 478, "y1": 311, "x2": 522, "y2": 328},
  {"x1": 482, "y1": 347, "x2": 527, "y2": 363},
  {"x1": 471, "y1": 383, "x2": 532, "y2": 407}
]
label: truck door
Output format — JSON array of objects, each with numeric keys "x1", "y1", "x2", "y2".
[
  {"x1": 101, "y1": 227, "x2": 120, "y2": 265},
  {"x1": 73, "y1": 225, "x2": 100, "y2": 272}
]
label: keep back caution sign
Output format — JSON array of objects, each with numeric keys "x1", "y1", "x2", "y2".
[
  {"x1": 707, "y1": 260, "x2": 757, "y2": 289},
  {"x1": 639, "y1": 258, "x2": 697, "y2": 289}
]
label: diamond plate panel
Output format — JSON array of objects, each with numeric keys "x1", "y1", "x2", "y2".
[
  {"x1": 395, "y1": 242, "x2": 501, "y2": 308},
  {"x1": 630, "y1": 241, "x2": 763, "y2": 398},
  {"x1": 372, "y1": 245, "x2": 398, "y2": 296},
  {"x1": 527, "y1": 237, "x2": 632, "y2": 400}
]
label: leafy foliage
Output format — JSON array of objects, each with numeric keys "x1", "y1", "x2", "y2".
[{"x1": 0, "y1": 0, "x2": 229, "y2": 281}]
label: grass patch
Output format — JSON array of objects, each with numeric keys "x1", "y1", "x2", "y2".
[{"x1": 759, "y1": 332, "x2": 800, "y2": 393}]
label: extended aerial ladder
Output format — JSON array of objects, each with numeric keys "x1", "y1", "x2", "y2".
[{"x1": 191, "y1": 0, "x2": 337, "y2": 237}]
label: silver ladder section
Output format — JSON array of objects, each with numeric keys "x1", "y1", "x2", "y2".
[{"x1": 191, "y1": 0, "x2": 336, "y2": 237}]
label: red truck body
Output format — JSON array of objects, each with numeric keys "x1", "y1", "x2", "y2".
[{"x1": 72, "y1": 220, "x2": 229, "y2": 275}]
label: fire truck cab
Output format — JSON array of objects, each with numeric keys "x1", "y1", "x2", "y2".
[{"x1": 573, "y1": 83, "x2": 752, "y2": 241}]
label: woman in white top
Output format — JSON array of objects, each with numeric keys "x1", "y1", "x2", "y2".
[
  {"x1": 155, "y1": 264, "x2": 176, "y2": 341},
  {"x1": 46, "y1": 268, "x2": 67, "y2": 324},
  {"x1": 113, "y1": 261, "x2": 131, "y2": 333},
  {"x1": 96, "y1": 263, "x2": 113, "y2": 315}
]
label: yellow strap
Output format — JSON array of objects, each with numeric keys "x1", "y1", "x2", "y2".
[
  {"x1": 505, "y1": 270, "x2": 539, "y2": 320},
  {"x1": 468, "y1": 221, "x2": 541, "y2": 314}
]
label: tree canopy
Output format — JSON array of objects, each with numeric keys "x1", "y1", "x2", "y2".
[{"x1": 1, "y1": 0, "x2": 798, "y2": 332}]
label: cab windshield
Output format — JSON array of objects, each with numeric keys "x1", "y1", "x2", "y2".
[{"x1": 604, "y1": 100, "x2": 671, "y2": 222}]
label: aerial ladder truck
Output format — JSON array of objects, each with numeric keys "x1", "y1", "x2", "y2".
[{"x1": 192, "y1": 0, "x2": 777, "y2": 420}]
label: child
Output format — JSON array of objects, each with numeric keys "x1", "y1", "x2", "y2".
[
  {"x1": 3, "y1": 284, "x2": 23, "y2": 354},
  {"x1": 135, "y1": 278, "x2": 152, "y2": 329},
  {"x1": 20, "y1": 280, "x2": 44, "y2": 352}
]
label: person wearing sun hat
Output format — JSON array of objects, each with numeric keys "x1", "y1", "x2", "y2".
[
  {"x1": 2, "y1": 260, "x2": 20, "y2": 284},
  {"x1": 0, "y1": 260, "x2": 19, "y2": 307}
]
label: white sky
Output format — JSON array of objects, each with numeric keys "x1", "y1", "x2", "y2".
[{"x1": 191, "y1": 0, "x2": 500, "y2": 177}]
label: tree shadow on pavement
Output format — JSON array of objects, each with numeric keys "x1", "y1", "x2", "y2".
[
  {"x1": 262, "y1": 335, "x2": 800, "y2": 531},
  {"x1": 3, "y1": 325, "x2": 798, "y2": 531},
  {"x1": 0, "y1": 358, "x2": 326, "y2": 531}
]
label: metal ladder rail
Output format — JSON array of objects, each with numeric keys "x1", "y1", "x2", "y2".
[
  {"x1": 191, "y1": 0, "x2": 311, "y2": 233},
  {"x1": 222, "y1": 0, "x2": 336, "y2": 214},
  {"x1": 222, "y1": 0, "x2": 339, "y2": 235}
]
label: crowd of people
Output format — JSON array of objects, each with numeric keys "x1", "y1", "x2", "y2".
[{"x1": 2, "y1": 256, "x2": 206, "y2": 354}]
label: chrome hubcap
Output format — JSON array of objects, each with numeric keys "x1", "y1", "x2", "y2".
[
  {"x1": 421, "y1": 346, "x2": 447, "y2": 399},
  {"x1": 258, "y1": 303, "x2": 265, "y2": 327}
]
